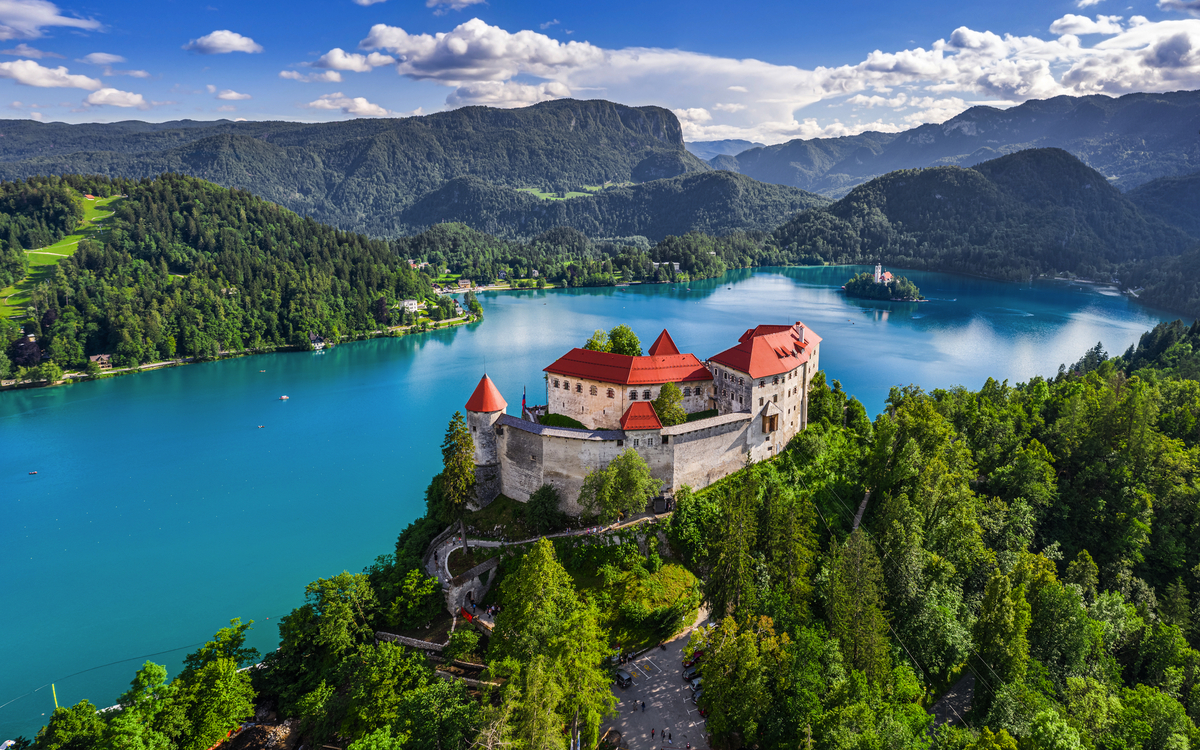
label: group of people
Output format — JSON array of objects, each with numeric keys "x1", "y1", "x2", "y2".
[{"x1": 649, "y1": 728, "x2": 688, "y2": 749}]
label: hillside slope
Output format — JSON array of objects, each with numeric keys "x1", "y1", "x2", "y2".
[
  {"x1": 397, "y1": 171, "x2": 829, "y2": 240},
  {"x1": 1126, "y1": 171, "x2": 1200, "y2": 238},
  {"x1": 770, "y1": 148, "x2": 1195, "y2": 280},
  {"x1": 0, "y1": 99, "x2": 711, "y2": 237},
  {"x1": 731, "y1": 90, "x2": 1200, "y2": 196}
]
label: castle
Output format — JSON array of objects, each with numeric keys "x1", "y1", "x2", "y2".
[{"x1": 465, "y1": 322, "x2": 821, "y2": 514}]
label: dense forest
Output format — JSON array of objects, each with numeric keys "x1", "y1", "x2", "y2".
[
  {"x1": 0, "y1": 100, "x2": 710, "y2": 237},
  {"x1": 2, "y1": 174, "x2": 431, "y2": 372},
  {"x1": 393, "y1": 172, "x2": 828, "y2": 240},
  {"x1": 0, "y1": 177, "x2": 84, "y2": 287},
  {"x1": 1127, "y1": 171, "x2": 1200, "y2": 239},
  {"x1": 25, "y1": 319, "x2": 1200, "y2": 750}
]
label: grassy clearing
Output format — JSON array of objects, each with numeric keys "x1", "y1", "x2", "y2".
[
  {"x1": 0, "y1": 193, "x2": 122, "y2": 319},
  {"x1": 516, "y1": 188, "x2": 591, "y2": 201},
  {"x1": 571, "y1": 560, "x2": 700, "y2": 650},
  {"x1": 539, "y1": 413, "x2": 586, "y2": 429},
  {"x1": 686, "y1": 409, "x2": 719, "y2": 422}
]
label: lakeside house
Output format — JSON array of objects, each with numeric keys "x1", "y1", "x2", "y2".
[
  {"x1": 88, "y1": 354, "x2": 113, "y2": 370},
  {"x1": 308, "y1": 332, "x2": 326, "y2": 350},
  {"x1": 402, "y1": 299, "x2": 420, "y2": 313}
]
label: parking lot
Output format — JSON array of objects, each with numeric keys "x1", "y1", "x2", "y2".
[{"x1": 607, "y1": 629, "x2": 710, "y2": 749}]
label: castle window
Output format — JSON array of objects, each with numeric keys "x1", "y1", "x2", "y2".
[
  {"x1": 617, "y1": 440, "x2": 624, "y2": 447},
  {"x1": 759, "y1": 397, "x2": 763, "y2": 406},
  {"x1": 683, "y1": 387, "x2": 691, "y2": 397},
  {"x1": 773, "y1": 394, "x2": 778, "y2": 403},
  {"x1": 472, "y1": 426, "x2": 477, "y2": 432},
  {"x1": 563, "y1": 381, "x2": 570, "y2": 390},
  {"x1": 738, "y1": 377, "x2": 744, "y2": 386},
  {"x1": 590, "y1": 385, "x2": 598, "y2": 396},
  {"x1": 643, "y1": 390, "x2": 651, "y2": 400},
  {"x1": 607, "y1": 388, "x2": 615, "y2": 398},
  {"x1": 576, "y1": 383, "x2": 582, "y2": 393},
  {"x1": 773, "y1": 376, "x2": 779, "y2": 385},
  {"x1": 630, "y1": 390, "x2": 638, "y2": 400},
  {"x1": 662, "y1": 435, "x2": 669, "y2": 445},
  {"x1": 634, "y1": 438, "x2": 640, "y2": 447},
  {"x1": 554, "y1": 379, "x2": 560, "y2": 388},
  {"x1": 759, "y1": 380, "x2": 765, "y2": 387}
]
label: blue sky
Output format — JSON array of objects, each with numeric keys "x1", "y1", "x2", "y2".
[{"x1": 1, "y1": 0, "x2": 1199, "y2": 142}]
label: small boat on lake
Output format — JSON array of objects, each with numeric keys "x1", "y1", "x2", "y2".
[
  {"x1": 29, "y1": 470, "x2": 37, "y2": 475},
  {"x1": 279, "y1": 395, "x2": 289, "y2": 400}
]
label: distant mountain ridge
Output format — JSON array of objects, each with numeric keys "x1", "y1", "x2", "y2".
[
  {"x1": 1127, "y1": 171, "x2": 1200, "y2": 238},
  {"x1": 685, "y1": 139, "x2": 764, "y2": 161},
  {"x1": 721, "y1": 90, "x2": 1200, "y2": 197},
  {"x1": 0, "y1": 99, "x2": 713, "y2": 237}
]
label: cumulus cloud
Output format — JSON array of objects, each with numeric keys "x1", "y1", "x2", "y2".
[
  {"x1": 425, "y1": 0, "x2": 486, "y2": 14},
  {"x1": 1, "y1": 42, "x2": 58, "y2": 57},
  {"x1": 1049, "y1": 14, "x2": 1125, "y2": 35},
  {"x1": 314, "y1": 47, "x2": 394, "y2": 72},
  {"x1": 0, "y1": 0, "x2": 100, "y2": 41},
  {"x1": 183, "y1": 30, "x2": 262, "y2": 54},
  {"x1": 0, "y1": 59, "x2": 98, "y2": 88},
  {"x1": 85, "y1": 87, "x2": 147, "y2": 108},
  {"x1": 1159, "y1": 0, "x2": 1200, "y2": 17},
  {"x1": 304, "y1": 91, "x2": 391, "y2": 116},
  {"x1": 280, "y1": 69, "x2": 342, "y2": 83},
  {"x1": 78, "y1": 51, "x2": 122, "y2": 64},
  {"x1": 215, "y1": 88, "x2": 249, "y2": 100},
  {"x1": 346, "y1": 15, "x2": 1200, "y2": 142}
]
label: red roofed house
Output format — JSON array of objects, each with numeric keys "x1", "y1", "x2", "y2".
[
  {"x1": 707, "y1": 321, "x2": 821, "y2": 452},
  {"x1": 542, "y1": 329, "x2": 712, "y2": 430}
]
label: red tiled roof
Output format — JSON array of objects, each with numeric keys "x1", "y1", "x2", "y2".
[
  {"x1": 647, "y1": 329, "x2": 681, "y2": 356},
  {"x1": 544, "y1": 348, "x2": 711, "y2": 386},
  {"x1": 708, "y1": 322, "x2": 822, "y2": 379},
  {"x1": 620, "y1": 401, "x2": 663, "y2": 431},
  {"x1": 465, "y1": 374, "x2": 507, "y2": 413}
]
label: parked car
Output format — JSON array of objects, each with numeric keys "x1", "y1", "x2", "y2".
[
  {"x1": 692, "y1": 688, "x2": 704, "y2": 704},
  {"x1": 690, "y1": 677, "x2": 702, "y2": 691},
  {"x1": 682, "y1": 666, "x2": 700, "y2": 682},
  {"x1": 683, "y1": 649, "x2": 704, "y2": 668},
  {"x1": 614, "y1": 669, "x2": 633, "y2": 688}
]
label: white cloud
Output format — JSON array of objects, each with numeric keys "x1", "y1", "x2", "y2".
[
  {"x1": 280, "y1": 69, "x2": 342, "y2": 82},
  {"x1": 314, "y1": 47, "x2": 394, "y2": 72},
  {"x1": 1, "y1": 42, "x2": 58, "y2": 57},
  {"x1": 85, "y1": 87, "x2": 147, "y2": 108},
  {"x1": 348, "y1": 15, "x2": 1200, "y2": 143},
  {"x1": 353, "y1": 0, "x2": 386, "y2": 4},
  {"x1": 540, "y1": 19, "x2": 559, "y2": 30},
  {"x1": 1077, "y1": 0, "x2": 1105, "y2": 6},
  {"x1": 0, "y1": 59, "x2": 98, "y2": 88},
  {"x1": 216, "y1": 104, "x2": 236, "y2": 111},
  {"x1": 215, "y1": 88, "x2": 249, "y2": 100},
  {"x1": 78, "y1": 52, "x2": 122, "y2": 64},
  {"x1": 1050, "y1": 14, "x2": 1125, "y2": 35},
  {"x1": 304, "y1": 91, "x2": 391, "y2": 116},
  {"x1": 425, "y1": 0, "x2": 486, "y2": 14},
  {"x1": 183, "y1": 30, "x2": 262, "y2": 54},
  {"x1": 0, "y1": 0, "x2": 100, "y2": 41},
  {"x1": 445, "y1": 80, "x2": 568, "y2": 107},
  {"x1": 1159, "y1": 0, "x2": 1200, "y2": 17}
]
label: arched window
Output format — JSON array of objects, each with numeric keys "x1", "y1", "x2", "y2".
[
  {"x1": 563, "y1": 381, "x2": 570, "y2": 391},
  {"x1": 630, "y1": 390, "x2": 638, "y2": 400},
  {"x1": 607, "y1": 388, "x2": 615, "y2": 399},
  {"x1": 590, "y1": 385, "x2": 598, "y2": 396},
  {"x1": 773, "y1": 376, "x2": 779, "y2": 385},
  {"x1": 738, "y1": 377, "x2": 744, "y2": 386},
  {"x1": 643, "y1": 390, "x2": 651, "y2": 400},
  {"x1": 759, "y1": 380, "x2": 765, "y2": 387}
]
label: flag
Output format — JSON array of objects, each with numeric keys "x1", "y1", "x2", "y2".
[{"x1": 522, "y1": 386, "x2": 527, "y2": 417}]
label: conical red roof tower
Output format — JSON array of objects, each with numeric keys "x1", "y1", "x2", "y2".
[
  {"x1": 465, "y1": 374, "x2": 507, "y2": 413},
  {"x1": 647, "y1": 329, "x2": 681, "y2": 356}
]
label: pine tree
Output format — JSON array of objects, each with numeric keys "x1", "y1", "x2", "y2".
[
  {"x1": 440, "y1": 411, "x2": 476, "y2": 523},
  {"x1": 972, "y1": 569, "x2": 1031, "y2": 713},
  {"x1": 705, "y1": 473, "x2": 760, "y2": 619},
  {"x1": 828, "y1": 528, "x2": 892, "y2": 684}
]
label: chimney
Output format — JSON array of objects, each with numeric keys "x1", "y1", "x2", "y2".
[{"x1": 796, "y1": 322, "x2": 805, "y2": 342}]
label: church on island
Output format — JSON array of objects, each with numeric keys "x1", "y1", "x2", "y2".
[{"x1": 464, "y1": 322, "x2": 822, "y2": 514}]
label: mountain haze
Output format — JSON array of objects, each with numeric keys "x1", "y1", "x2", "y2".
[
  {"x1": 727, "y1": 90, "x2": 1200, "y2": 197},
  {"x1": 685, "y1": 139, "x2": 764, "y2": 160}
]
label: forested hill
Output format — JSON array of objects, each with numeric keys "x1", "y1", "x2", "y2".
[
  {"x1": 4, "y1": 174, "x2": 430, "y2": 370},
  {"x1": 1127, "y1": 170, "x2": 1200, "y2": 238},
  {"x1": 0, "y1": 99, "x2": 710, "y2": 237},
  {"x1": 396, "y1": 171, "x2": 829, "y2": 240},
  {"x1": 771, "y1": 148, "x2": 1196, "y2": 283},
  {"x1": 721, "y1": 89, "x2": 1200, "y2": 196}
]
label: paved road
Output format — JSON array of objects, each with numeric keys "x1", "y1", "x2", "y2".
[
  {"x1": 929, "y1": 673, "x2": 975, "y2": 728},
  {"x1": 607, "y1": 617, "x2": 709, "y2": 750}
]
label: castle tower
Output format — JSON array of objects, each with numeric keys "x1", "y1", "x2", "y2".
[
  {"x1": 874, "y1": 263, "x2": 882, "y2": 283},
  {"x1": 464, "y1": 374, "x2": 506, "y2": 506}
]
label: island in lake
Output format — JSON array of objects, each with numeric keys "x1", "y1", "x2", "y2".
[{"x1": 843, "y1": 264, "x2": 923, "y2": 301}]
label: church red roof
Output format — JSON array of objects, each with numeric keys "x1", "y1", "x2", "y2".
[
  {"x1": 544, "y1": 348, "x2": 711, "y2": 386},
  {"x1": 620, "y1": 401, "x2": 663, "y2": 431},
  {"x1": 708, "y1": 322, "x2": 822, "y2": 379},
  {"x1": 465, "y1": 374, "x2": 507, "y2": 413},
  {"x1": 647, "y1": 329, "x2": 681, "y2": 356}
]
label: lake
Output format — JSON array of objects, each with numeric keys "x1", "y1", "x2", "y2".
[{"x1": 0, "y1": 265, "x2": 1176, "y2": 739}]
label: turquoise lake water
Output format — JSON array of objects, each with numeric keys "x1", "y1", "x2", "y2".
[{"x1": 0, "y1": 265, "x2": 1177, "y2": 738}]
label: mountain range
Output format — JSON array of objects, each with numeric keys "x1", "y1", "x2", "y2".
[{"x1": 711, "y1": 90, "x2": 1200, "y2": 197}]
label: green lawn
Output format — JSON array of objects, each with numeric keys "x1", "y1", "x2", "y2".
[
  {"x1": 0, "y1": 193, "x2": 122, "y2": 319},
  {"x1": 516, "y1": 188, "x2": 591, "y2": 201}
]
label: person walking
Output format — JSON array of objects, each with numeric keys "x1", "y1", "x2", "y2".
[
  {"x1": 641, "y1": 701, "x2": 645, "y2": 712},
  {"x1": 668, "y1": 732, "x2": 672, "y2": 745},
  {"x1": 651, "y1": 729, "x2": 655, "y2": 740}
]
